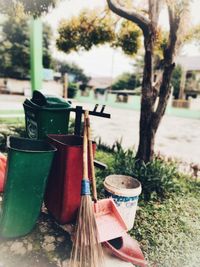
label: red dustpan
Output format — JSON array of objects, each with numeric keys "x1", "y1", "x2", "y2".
[
  {"x1": 103, "y1": 233, "x2": 147, "y2": 267},
  {"x1": 94, "y1": 198, "x2": 128, "y2": 243},
  {"x1": 86, "y1": 114, "x2": 127, "y2": 243}
]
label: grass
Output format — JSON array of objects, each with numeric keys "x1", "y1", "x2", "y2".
[
  {"x1": 0, "y1": 117, "x2": 25, "y2": 125},
  {"x1": 0, "y1": 118, "x2": 25, "y2": 152},
  {"x1": 95, "y1": 150, "x2": 200, "y2": 267},
  {"x1": 0, "y1": 110, "x2": 23, "y2": 115},
  {"x1": 133, "y1": 190, "x2": 200, "y2": 266}
]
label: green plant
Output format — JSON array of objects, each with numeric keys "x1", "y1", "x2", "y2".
[
  {"x1": 68, "y1": 83, "x2": 77, "y2": 99},
  {"x1": 112, "y1": 72, "x2": 141, "y2": 91},
  {"x1": 132, "y1": 188, "x2": 200, "y2": 266},
  {"x1": 0, "y1": 119, "x2": 25, "y2": 152},
  {"x1": 97, "y1": 141, "x2": 180, "y2": 201},
  {"x1": 96, "y1": 138, "x2": 116, "y2": 153},
  {"x1": 132, "y1": 156, "x2": 180, "y2": 201},
  {"x1": 95, "y1": 145, "x2": 117, "y2": 199},
  {"x1": 114, "y1": 20, "x2": 141, "y2": 56},
  {"x1": 0, "y1": 15, "x2": 53, "y2": 79},
  {"x1": 171, "y1": 64, "x2": 183, "y2": 99}
]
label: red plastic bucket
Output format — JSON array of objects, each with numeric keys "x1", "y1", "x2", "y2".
[{"x1": 45, "y1": 134, "x2": 96, "y2": 224}]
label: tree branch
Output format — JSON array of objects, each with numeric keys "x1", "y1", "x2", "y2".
[
  {"x1": 153, "y1": 3, "x2": 181, "y2": 130},
  {"x1": 164, "y1": 3, "x2": 180, "y2": 62},
  {"x1": 107, "y1": 0, "x2": 150, "y2": 35},
  {"x1": 152, "y1": 69, "x2": 163, "y2": 104},
  {"x1": 149, "y1": 0, "x2": 163, "y2": 28}
]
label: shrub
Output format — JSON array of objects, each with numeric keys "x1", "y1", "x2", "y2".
[
  {"x1": 96, "y1": 138, "x2": 116, "y2": 153},
  {"x1": 0, "y1": 119, "x2": 26, "y2": 152},
  {"x1": 68, "y1": 83, "x2": 77, "y2": 98},
  {"x1": 132, "y1": 156, "x2": 180, "y2": 201},
  {"x1": 97, "y1": 141, "x2": 180, "y2": 201},
  {"x1": 171, "y1": 64, "x2": 183, "y2": 99}
]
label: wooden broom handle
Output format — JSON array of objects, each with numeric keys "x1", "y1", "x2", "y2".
[
  {"x1": 83, "y1": 111, "x2": 88, "y2": 179},
  {"x1": 86, "y1": 114, "x2": 98, "y2": 202}
]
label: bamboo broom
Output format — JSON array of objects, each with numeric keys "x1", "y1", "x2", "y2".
[
  {"x1": 86, "y1": 112, "x2": 104, "y2": 261},
  {"x1": 86, "y1": 113, "x2": 99, "y2": 206},
  {"x1": 69, "y1": 110, "x2": 104, "y2": 267}
]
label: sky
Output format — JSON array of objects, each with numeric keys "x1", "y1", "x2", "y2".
[{"x1": 43, "y1": 0, "x2": 200, "y2": 78}]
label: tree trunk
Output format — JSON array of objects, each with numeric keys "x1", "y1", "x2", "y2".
[
  {"x1": 136, "y1": 44, "x2": 175, "y2": 163},
  {"x1": 136, "y1": 115, "x2": 156, "y2": 163},
  {"x1": 136, "y1": 34, "x2": 155, "y2": 163}
]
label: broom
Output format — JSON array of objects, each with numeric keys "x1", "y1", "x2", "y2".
[
  {"x1": 69, "y1": 110, "x2": 104, "y2": 267},
  {"x1": 86, "y1": 112, "x2": 98, "y2": 206}
]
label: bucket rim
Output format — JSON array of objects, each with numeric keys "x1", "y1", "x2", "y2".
[
  {"x1": 7, "y1": 136, "x2": 57, "y2": 153},
  {"x1": 104, "y1": 174, "x2": 142, "y2": 197},
  {"x1": 47, "y1": 134, "x2": 96, "y2": 148}
]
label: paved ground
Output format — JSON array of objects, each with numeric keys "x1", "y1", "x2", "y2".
[
  {"x1": 73, "y1": 102, "x2": 200, "y2": 165},
  {"x1": 0, "y1": 206, "x2": 132, "y2": 267},
  {"x1": 86, "y1": 103, "x2": 200, "y2": 163},
  {"x1": 0, "y1": 94, "x2": 200, "y2": 164}
]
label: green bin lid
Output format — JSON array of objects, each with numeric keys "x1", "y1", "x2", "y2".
[
  {"x1": 45, "y1": 96, "x2": 71, "y2": 108},
  {"x1": 29, "y1": 90, "x2": 71, "y2": 109}
]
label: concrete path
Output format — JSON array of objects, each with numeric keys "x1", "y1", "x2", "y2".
[
  {"x1": 73, "y1": 101, "x2": 200, "y2": 164},
  {"x1": 104, "y1": 248, "x2": 132, "y2": 267},
  {"x1": 0, "y1": 94, "x2": 200, "y2": 164}
]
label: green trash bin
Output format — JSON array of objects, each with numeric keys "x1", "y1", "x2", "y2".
[
  {"x1": 0, "y1": 136, "x2": 56, "y2": 238},
  {"x1": 23, "y1": 90, "x2": 71, "y2": 140}
]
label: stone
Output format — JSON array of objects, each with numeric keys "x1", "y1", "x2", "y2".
[
  {"x1": 0, "y1": 246, "x2": 8, "y2": 253},
  {"x1": 62, "y1": 259, "x2": 70, "y2": 267},
  {"x1": 39, "y1": 225, "x2": 48, "y2": 233},
  {"x1": 27, "y1": 243, "x2": 33, "y2": 251},
  {"x1": 56, "y1": 236, "x2": 65, "y2": 243},
  {"x1": 44, "y1": 235, "x2": 55, "y2": 243},
  {"x1": 10, "y1": 242, "x2": 26, "y2": 255},
  {"x1": 42, "y1": 243, "x2": 55, "y2": 252},
  {"x1": 53, "y1": 258, "x2": 62, "y2": 267}
]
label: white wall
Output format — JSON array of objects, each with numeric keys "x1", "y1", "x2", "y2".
[{"x1": 0, "y1": 78, "x2": 63, "y2": 96}]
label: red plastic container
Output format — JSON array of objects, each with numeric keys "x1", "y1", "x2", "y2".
[
  {"x1": 95, "y1": 198, "x2": 127, "y2": 243},
  {"x1": 0, "y1": 153, "x2": 7, "y2": 193},
  {"x1": 45, "y1": 134, "x2": 96, "y2": 224}
]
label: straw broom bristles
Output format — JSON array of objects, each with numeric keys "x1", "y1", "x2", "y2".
[
  {"x1": 70, "y1": 196, "x2": 104, "y2": 267},
  {"x1": 69, "y1": 111, "x2": 104, "y2": 267}
]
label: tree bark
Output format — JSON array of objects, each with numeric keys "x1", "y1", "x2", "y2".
[
  {"x1": 107, "y1": 0, "x2": 150, "y2": 35},
  {"x1": 136, "y1": 51, "x2": 176, "y2": 162},
  {"x1": 136, "y1": 113, "x2": 156, "y2": 163},
  {"x1": 136, "y1": 33, "x2": 156, "y2": 162}
]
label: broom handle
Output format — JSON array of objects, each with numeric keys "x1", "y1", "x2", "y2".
[
  {"x1": 86, "y1": 114, "x2": 98, "y2": 203},
  {"x1": 83, "y1": 111, "x2": 88, "y2": 179}
]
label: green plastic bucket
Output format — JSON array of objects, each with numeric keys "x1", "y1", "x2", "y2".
[
  {"x1": 23, "y1": 91, "x2": 71, "y2": 140},
  {"x1": 0, "y1": 136, "x2": 56, "y2": 238}
]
